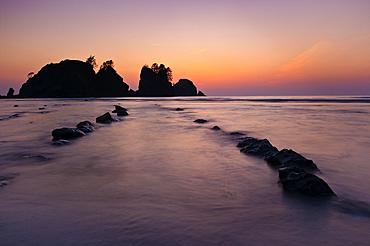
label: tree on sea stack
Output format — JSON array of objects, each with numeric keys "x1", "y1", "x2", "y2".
[
  {"x1": 86, "y1": 55, "x2": 98, "y2": 70},
  {"x1": 100, "y1": 60, "x2": 114, "y2": 71}
]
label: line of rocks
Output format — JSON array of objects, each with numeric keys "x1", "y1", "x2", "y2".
[
  {"x1": 51, "y1": 105, "x2": 128, "y2": 145},
  {"x1": 194, "y1": 119, "x2": 336, "y2": 197}
]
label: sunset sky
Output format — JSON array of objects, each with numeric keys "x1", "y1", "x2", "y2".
[{"x1": 1, "y1": 0, "x2": 369, "y2": 96}]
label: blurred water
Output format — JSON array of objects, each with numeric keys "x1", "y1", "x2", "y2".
[{"x1": 0, "y1": 96, "x2": 370, "y2": 245}]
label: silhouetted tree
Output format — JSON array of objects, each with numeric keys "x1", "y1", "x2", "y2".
[
  {"x1": 86, "y1": 55, "x2": 98, "y2": 69},
  {"x1": 100, "y1": 60, "x2": 114, "y2": 71},
  {"x1": 27, "y1": 72, "x2": 35, "y2": 78},
  {"x1": 148, "y1": 63, "x2": 172, "y2": 82}
]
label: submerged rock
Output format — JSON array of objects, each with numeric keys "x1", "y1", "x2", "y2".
[
  {"x1": 96, "y1": 112, "x2": 114, "y2": 123},
  {"x1": 212, "y1": 126, "x2": 221, "y2": 130},
  {"x1": 76, "y1": 121, "x2": 97, "y2": 133},
  {"x1": 194, "y1": 119, "x2": 208, "y2": 123},
  {"x1": 230, "y1": 132, "x2": 244, "y2": 135},
  {"x1": 278, "y1": 166, "x2": 336, "y2": 197},
  {"x1": 52, "y1": 127, "x2": 85, "y2": 140},
  {"x1": 266, "y1": 149, "x2": 319, "y2": 171},
  {"x1": 52, "y1": 139, "x2": 72, "y2": 145},
  {"x1": 176, "y1": 108, "x2": 184, "y2": 111}
]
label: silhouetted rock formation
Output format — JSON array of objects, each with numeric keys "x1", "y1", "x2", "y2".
[
  {"x1": 18, "y1": 59, "x2": 130, "y2": 98},
  {"x1": 112, "y1": 105, "x2": 128, "y2": 116},
  {"x1": 14, "y1": 59, "x2": 205, "y2": 98},
  {"x1": 174, "y1": 79, "x2": 197, "y2": 96},
  {"x1": 138, "y1": 64, "x2": 174, "y2": 96},
  {"x1": 278, "y1": 166, "x2": 336, "y2": 197},
  {"x1": 6, "y1": 88, "x2": 14, "y2": 98},
  {"x1": 96, "y1": 66, "x2": 130, "y2": 97}
]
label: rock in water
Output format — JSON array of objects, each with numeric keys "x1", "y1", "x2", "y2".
[
  {"x1": 6, "y1": 88, "x2": 15, "y2": 98},
  {"x1": 238, "y1": 137, "x2": 279, "y2": 158},
  {"x1": 96, "y1": 112, "x2": 114, "y2": 123},
  {"x1": 173, "y1": 79, "x2": 197, "y2": 96},
  {"x1": 278, "y1": 166, "x2": 336, "y2": 197},
  {"x1": 76, "y1": 121, "x2": 97, "y2": 132},
  {"x1": 52, "y1": 128, "x2": 85, "y2": 140},
  {"x1": 266, "y1": 149, "x2": 319, "y2": 171},
  {"x1": 194, "y1": 119, "x2": 208, "y2": 123},
  {"x1": 112, "y1": 105, "x2": 128, "y2": 116},
  {"x1": 212, "y1": 126, "x2": 221, "y2": 130}
]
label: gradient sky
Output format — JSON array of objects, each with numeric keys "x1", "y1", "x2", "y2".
[{"x1": 1, "y1": 0, "x2": 369, "y2": 96}]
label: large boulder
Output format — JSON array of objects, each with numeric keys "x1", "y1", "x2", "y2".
[
  {"x1": 173, "y1": 79, "x2": 197, "y2": 96},
  {"x1": 266, "y1": 149, "x2": 319, "y2": 171},
  {"x1": 278, "y1": 166, "x2": 336, "y2": 197},
  {"x1": 52, "y1": 127, "x2": 85, "y2": 140},
  {"x1": 96, "y1": 112, "x2": 115, "y2": 123}
]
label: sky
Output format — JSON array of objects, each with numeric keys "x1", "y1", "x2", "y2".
[{"x1": 0, "y1": 0, "x2": 369, "y2": 96}]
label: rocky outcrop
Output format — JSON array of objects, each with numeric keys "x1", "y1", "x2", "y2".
[
  {"x1": 76, "y1": 121, "x2": 97, "y2": 132},
  {"x1": 238, "y1": 137, "x2": 279, "y2": 159},
  {"x1": 18, "y1": 59, "x2": 131, "y2": 98},
  {"x1": 278, "y1": 167, "x2": 336, "y2": 197},
  {"x1": 266, "y1": 149, "x2": 319, "y2": 171},
  {"x1": 6, "y1": 88, "x2": 14, "y2": 98},
  {"x1": 95, "y1": 66, "x2": 130, "y2": 97},
  {"x1": 137, "y1": 65, "x2": 174, "y2": 96},
  {"x1": 174, "y1": 79, "x2": 197, "y2": 96}
]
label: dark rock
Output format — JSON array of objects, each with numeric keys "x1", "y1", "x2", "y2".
[
  {"x1": 173, "y1": 79, "x2": 197, "y2": 96},
  {"x1": 176, "y1": 108, "x2": 184, "y2": 111},
  {"x1": 197, "y1": 91, "x2": 205, "y2": 96},
  {"x1": 6, "y1": 88, "x2": 15, "y2": 98},
  {"x1": 13, "y1": 105, "x2": 19, "y2": 107},
  {"x1": 137, "y1": 64, "x2": 174, "y2": 96},
  {"x1": 194, "y1": 119, "x2": 208, "y2": 123},
  {"x1": 18, "y1": 59, "x2": 130, "y2": 98},
  {"x1": 39, "y1": 107, "x2": 45, "y2": 110},
  {"x1": 52, "y1": 139, "x2": 72, "y2": 145},
  {"x1": 96, "y1": 112, "x2": 114, "y2": 123},
  {"x1": 95, "y1": 66, "x2": 130, "y2": 97},
  {"x1": 52, "y1": 127, "x2": 85, "y2": 140},
  {"x1": 230, "y1": 132, "x2": 245, "y2": 135},
  {"x1": 278, "y1": 166, "x2": 336, "y2": 197},
  {"x1": 112, "y1": 105, "x2": 128, "y2": 116},
  {"x1": 76, "y1": 121, "x2": 97, "y2": 132},
  {"x1": 239, "y1": 138, "x2": 279, "y2": 158},
  {"x1": 266, "y1": 149, "x2": 319, "y2": 171},
  {"x1": 212, "y1": 126, "x2": 221, "y2": 130}
]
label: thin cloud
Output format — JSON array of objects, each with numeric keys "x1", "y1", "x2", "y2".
[
  {"x1": 276, "y1": 42, "x2": 328, "y2": 79},
  {"x1": 187, "y1": 49, "x2": 206, "y2": 56}
]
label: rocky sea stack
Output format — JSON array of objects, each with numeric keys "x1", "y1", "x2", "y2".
[{"x1": 11, "y1": 58, "x2": 205, "y2": 98}]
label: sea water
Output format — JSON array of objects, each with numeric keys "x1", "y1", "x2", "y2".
[{"x1": 0, "y1": 96, "x2": 369, "y2": 245}]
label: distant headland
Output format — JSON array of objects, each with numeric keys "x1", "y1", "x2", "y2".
[{"x1": 1, "y1": 56, "x2": 205, "y2": 98}]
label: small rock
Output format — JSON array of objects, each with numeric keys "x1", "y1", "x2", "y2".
[
  {"x1": 13, "y1": 105, "x2": 19, "y2": 107},
  {"x1": 230, "y1": 132, "x2": 244, "y2": 135},
  {"x1": 112, "y1": 105, "x2": 128, "y2": 116},
  {"x1": 176, "y1": 108, "x2": 184, "y2": 111},
  {"x1": 39, "y1": 107, "x2": 45, "y2": 110},
  {"x1": 194, "y1": 119, "x2": 208, "y2": 123},
  {"x1": 239, "y1": 138, "x2": 279, "y2": 158},
  {"x1": 76, "y1": 121, "x2": 97, "y2": 133},
  {"x1": 52, "y1": 127, "x2": 85, "y2": 140},
  {"x1": 212, "y1": 126, "x2": 221, "y2": 130},
  {"x1": 96, "y1": 112, "x2": 114, "y2": 123}
]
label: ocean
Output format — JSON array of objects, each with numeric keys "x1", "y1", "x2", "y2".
[{"x1": 1, "y1": 95, "x2": 370, "y2": 245}]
